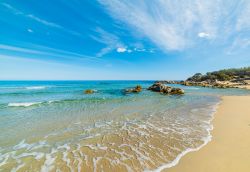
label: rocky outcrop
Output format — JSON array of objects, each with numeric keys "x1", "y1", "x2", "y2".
[
  {"x1": 156, "y1": 80, "x2": 184, "y2": 84},
  {"x1": 184, "y1": 67, "x2": 250, "y2": 89},
  {"x1": 182, "y1": 80, "x2": 250, "y2": 89},
  {"x1": 148, "y1": 82, "x2": 184, "y2": 95},
  {"x1": 124, "y1": 85, "x2": 142, "y2": 93}
]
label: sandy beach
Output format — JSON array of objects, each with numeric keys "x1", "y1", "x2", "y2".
[{"x1": 165, "y1": 96, "x2": 250, "y2": 172}]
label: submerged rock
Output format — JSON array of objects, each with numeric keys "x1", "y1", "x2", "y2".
[
  {"x1": 148, "y1": 82, "x2": 184, "y2": 95},
  {"x1": 124, "y1": 85, "x2": 142, "y2": 93}
]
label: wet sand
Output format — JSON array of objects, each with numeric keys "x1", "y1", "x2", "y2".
[{"x1": 165, "y1": 96, "x2": 250, "y2": 172}]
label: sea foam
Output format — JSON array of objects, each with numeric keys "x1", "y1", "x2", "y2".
[
  {"x1": 25, "y1": 86, "x2": 46, "y2": 90},
  {"x1": 8, "y1": 102, "x2": 42, "y2": 107},
  {"x1": 146, "y1": 101, "x2": 221, "y2": 172}
]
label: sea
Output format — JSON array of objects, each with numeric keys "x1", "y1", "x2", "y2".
[{"x1": 0, "y1": 81, "x2": 249, "y2": 172}]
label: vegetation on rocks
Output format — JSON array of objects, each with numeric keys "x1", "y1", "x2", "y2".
[
  {"x1": 187, "y1": 67, "x2": 250, "y2": 82},
  {"x1": 183, "y1": 67, "x2": 250, "y2": 89},
  {"x1": 156, "y1": 67, "x2": 250, "y2": 89}
]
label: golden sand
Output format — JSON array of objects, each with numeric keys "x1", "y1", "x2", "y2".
[{"x1": 165, "y1": 96, "x2": 250, "y2": 172}]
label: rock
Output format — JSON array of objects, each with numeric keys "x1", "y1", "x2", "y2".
[
  {"x1": 134, "y1": 85, "x2": 142, "y2": 92},
  {"x1": 155, "y1": 80, "x2": 184, "y2": 84},
  {"x1": 183, "y1": 81, "x2": 191, "y2": 86},
  {"x1": 124, "y1": 85, "x2": 142, "y2": 93},
  {"x1": 148, "y1": 82, "x2": 167, "y2": 92},
  {"x1": 84, "y1": 89, "x2": 94, "y2": 94},
  {"x1": 170, "y1": 88, "x2": 185, "y2": 94},
  {"x1": 148, "y1": 82, "x2": 184, "y2": 95}
]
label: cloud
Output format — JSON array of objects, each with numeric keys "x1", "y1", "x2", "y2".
[
  {"x1": 2, "y1": 3, "x2": 61, "y2": 28},
  {"x1": 117, "y1": 47, "x2": 127, "y2": 53},
  {"x1": 236, "y1": 1, "x2": 250, "y2": 31},
  {"x1": 0, "y1": 44, "x2": 104, "y2": 63},
  {"x1": 198, "y1": 32, "x2": 210, "y2": 38},
  {"x1": 1, "y1": 3, "x2": 22, "y2": 14},
  {"x1": 91, "y1": 28, "x2": 154, "y2": 56},
  {"x1": 226, "y1": 38, "x2": 250, "y2": 55},
  {"x1": 26, "y1": 14, "x2": 62, "y2": 28},
  {"x1": 91, "y1": 28, "x2": 126, "y2": 57},
  {"x1": 99, "y1": 0, "x2": 250, "y2": 52},
  {"x1": 27, "y1": 29, "x2": 33, "y2": 33},
  {"x1": 1, "y1": 3, "x2": 83, "y2": 37}
]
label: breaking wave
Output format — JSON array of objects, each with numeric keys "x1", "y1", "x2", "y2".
[
  {"x1": 25, "y1": 86, "x2": 46, "y2": 90},
  {"x1": 8, "y1": 102, "x2": 42, "y2": 107}
]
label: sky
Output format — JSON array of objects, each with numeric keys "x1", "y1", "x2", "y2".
[{"x1": 0, "y1": 0, "x2": 250, "y2": 80}]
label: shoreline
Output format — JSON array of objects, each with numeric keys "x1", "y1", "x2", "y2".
[
  {"x1": 163, "y1": 96, "x2": 250, "y2": 172},
  {"x1": 149, "y1": 100, "x2": 220, "y2": 172}
]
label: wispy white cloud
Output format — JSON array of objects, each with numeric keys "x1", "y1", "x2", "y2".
[
  {"x1": 0, "y1": 44, "x2": 104, "y2": 63},
  {"x1": 2, "y1": 3, "x2": 62, "y2": 28},
  {"x1": 1, "y1": 3, "x2": 83, "y2": 36},
  {"x1": 1, "y1": 2, "x2": 22, "y2": 14},
  {"x1": 26, "y1": 14, "x2": 62, "y2": 28},
  {"x1": 226, "y1": 37, "x2": 250, "y2": 55},
  {"x1": 92, "y1": 28, "x2": 154, "y2": 56},
  {"x1": 99, "y1": 0, "x2": 250, "y2": 52},
  {"x1": 91, "y1": 28, "x2": 126, "y2": 57},
  {"x1": 236, "y1": 1, "x2": 250, "y2": 31}
]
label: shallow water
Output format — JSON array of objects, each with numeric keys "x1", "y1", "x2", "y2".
[{"x1": 0, "y1": 81, "x2": 249, "y2": 171}]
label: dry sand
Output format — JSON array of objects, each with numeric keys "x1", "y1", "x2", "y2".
[{"x1": 164, "y1": 96, "x2": 250, "y2": 172}]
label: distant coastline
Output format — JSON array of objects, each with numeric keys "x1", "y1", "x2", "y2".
[{"x1": 158, "y1": 67, "x2": 250, "y2": 89}]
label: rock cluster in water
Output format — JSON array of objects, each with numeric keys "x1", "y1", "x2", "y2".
[
  {"x1": 124, "y1": 85, "x2": 142, "y2": 93},
  {"x1": 148, "y1": 82, "x2": 184, "y2": 95},
  {"x1": 182, "y1": 80, "x2": 249, "y2": 89},
  {"x1": 156, "y1": 79, "x2": 250, "y2": 89}
]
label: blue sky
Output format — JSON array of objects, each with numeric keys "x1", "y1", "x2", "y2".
[{"x1": 0, "y1": 0, "x2": 250, "y2": 80}]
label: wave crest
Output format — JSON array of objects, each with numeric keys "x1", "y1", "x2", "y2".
[
  {"x1": 8, "y1": 102, "x2": 42, "y2": 107},
  {"x1": 25, "y1": 86, "x2": 46, "y2": 90}
]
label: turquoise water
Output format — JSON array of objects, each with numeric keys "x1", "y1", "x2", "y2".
[{"x1": 0, "y1": 81, "x2": 249, "y2": 171}]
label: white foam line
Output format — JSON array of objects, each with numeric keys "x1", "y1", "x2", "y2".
[
  {"x1": 25, "y1": 86, "x2": 46, "y2": 90},
  {"x1": 41, "y1": 148, "x2": 57, "y2": 172},
  {"x1": 8, "y1": 102, "x2": 42, "y2": 107},
  {"x1": 146, "y1": 101, "x2": 221, "y2": 172},
  {"x1": 0, "y1": 154, "x2": 10, "y2": 167}
]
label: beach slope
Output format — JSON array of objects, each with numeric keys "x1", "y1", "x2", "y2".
[{"x1": 165, "y1": 96, "x2": 250, "y2": 172}]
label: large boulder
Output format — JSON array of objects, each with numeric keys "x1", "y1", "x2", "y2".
[
  {"x1": 148, "y1": 82, "x2": 168, "y2": 92},
  {"x1": 148, "y1": 82, "x2": 184, "y2": 95}
]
